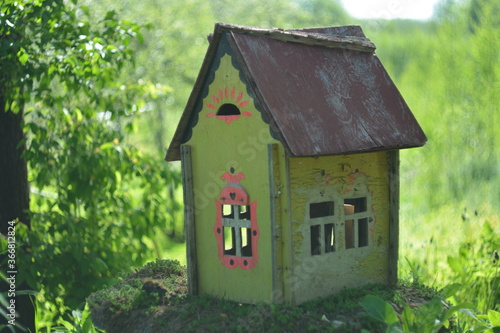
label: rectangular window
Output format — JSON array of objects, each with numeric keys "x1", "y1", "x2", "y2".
[
  {"x1": 309, "y1": 201, "x2": 334, "y2": 255},
  {"x1": 222, "y1": 204, "x2": 252, "y2": 257},
  {"x1": 309, "y1": 198, "x2": 370, "y2": 254}
]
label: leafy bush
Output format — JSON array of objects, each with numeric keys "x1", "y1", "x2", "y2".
[
  {"x1": 50, "y1": 304, "x2": 104, "y2": 333},
  {"x1": 1, "y1": 0, "x2": 182, "y2": 330},
  {"x1": 360, "y1": 292, "x2": 500, "y2": 333},
  {"x1": 446, "y1": 222, "x2": 499, "y2": 312},
  {"x1": 377, "y1": 219, "x2": 499, "y2": 332}
]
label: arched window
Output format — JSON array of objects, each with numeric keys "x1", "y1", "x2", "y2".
[
  {"x1": 217, "y1": 103, "x2": 241, "y2": 116},
  {"x1": 214, "y1": 170, "x2": 259, "y2": 269}
]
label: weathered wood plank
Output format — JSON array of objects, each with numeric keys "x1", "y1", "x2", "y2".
[
  {"x1": 268, "y1": 143, "x2": 283, "y2": 303},
  {"x1": 181, "y1": 145, "x2": 198, "y2": 295},
  {"x1": 217, "y1": 23, "x2": 376, "y2": 53},
  {"x1": 283, "y1": 154, "x2": 297, "y2": 305},
  {"x1": 388, "y1": 150, "x2": 400, "y2": 285}
]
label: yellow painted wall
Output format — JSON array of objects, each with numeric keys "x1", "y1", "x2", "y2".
[
  {"x1": 186, "y1": 54, "x2": 280, "y2": 303},
  {"x1": 287, "y1": 152, "x2": 390, "y2": 304}
]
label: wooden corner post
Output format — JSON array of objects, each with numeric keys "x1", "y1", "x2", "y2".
[
  {"x1": 268, "y1": 143, "x2": 284, "y2": 303},
  {"x1": 388, "y1": 150, "x2": 400, "y2": 286},
  {"x1": 181, "y1": 145, "x2": 198, "y2": 295}
]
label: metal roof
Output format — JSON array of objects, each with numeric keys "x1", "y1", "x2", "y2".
[{"x1": 166, "y1": 23, "x2": 426, "y2": 161}]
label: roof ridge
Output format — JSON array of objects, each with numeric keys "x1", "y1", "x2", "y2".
[{"x1": 214, "y1": 23, "x2": 376, "y2": 53}]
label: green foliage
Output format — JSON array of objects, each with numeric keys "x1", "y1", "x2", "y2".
[
  {"x1": 132, "y1": 258, "x2": 185, "y2": 279},
  {"x1": 361, "y1": 284, "x2": 500, "y2": 333},
  {"x1": 87, "y1": 259, "x2": 187, "y2": 330},
  {"x1": 377, "y1": 2, "x2": 499, "y2": 329},
  {"x1": 0, "y1": 271, "x2": 37, "y2": 332},
  {"x1": 50, "y1": 303, "x2": 104, "y2": 333},
  {"x1": 1, "y1": 0, "x2": 182, "y2": 329},
  {"x1": 360, "y1": 295, "x2": 399, "y2": 327},
  {"x1": 445, "y1": 222, "x2": 499, "y2": 316},
  {"x1": 397, "y1": 219, "x2": 499, "y2": 332},
  {"x1": 386, "y1": 0, "x2": 499, "y2": 214},
  {"x1": 360, "y1": 292, "x2": 475, "y2": 333},
  {"x1": 1, "y1": 0, "x2": 141, "y2": 112}
]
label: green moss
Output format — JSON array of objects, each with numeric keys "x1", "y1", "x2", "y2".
[{"x1": 87, "y1": 259, "x2": 444, "y2": 332}]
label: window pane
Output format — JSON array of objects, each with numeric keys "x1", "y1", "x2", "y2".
[
  {"x1": 223, "y1": 227, "x2": 236, "y2": 255},
  {"x1": 324, "y1": 223, "x2": 335, "y2": 253},
  {"x1": 241, "y1": 227, "x2": 252, "y2": 257},
  {"x1": 344, "y1": 197, "x2": 367, "y2": 213},
  {"x1": 310, "y1": 225, "x2": 321, "y2": 255},
  {"x1": 310, "y1": 201, "x2": 334, "y2": 218},
  {"x1": 345, "y1": 220, "x2": 354, "y2": 249},
  {"x1": 239, "y1": 205, "x2": 250, "y2": 220},
  {"x1": 358, "y1": 218, "x2": 368, "y2": 247},
  {"x1": 222, "y1": 204, "x2": 234, "y2": 218}
]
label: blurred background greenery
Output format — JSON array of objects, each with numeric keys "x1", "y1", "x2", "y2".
[{"x1": 1, "y1": 0, "x2": 498, "y2": 330}]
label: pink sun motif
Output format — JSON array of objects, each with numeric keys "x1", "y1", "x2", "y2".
[{"x1": 206, "y1": 86, "x2": 252, "y2": 125}]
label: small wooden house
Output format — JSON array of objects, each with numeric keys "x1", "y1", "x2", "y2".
[{"x1": 166, "y1": 23, "x2": 426, "y2": 305}]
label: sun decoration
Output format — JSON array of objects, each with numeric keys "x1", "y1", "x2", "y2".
[{"x1": 206, "y1": 86, "x2": 253, "y2": 125}]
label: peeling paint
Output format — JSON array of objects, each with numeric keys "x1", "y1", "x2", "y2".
[{"x1": 287, "y1": 152, "x2": 390, "y2": 304}]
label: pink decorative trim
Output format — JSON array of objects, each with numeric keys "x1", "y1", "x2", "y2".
[{"x1": 213, "y1": 171, "x2": 260, "y2": 270}]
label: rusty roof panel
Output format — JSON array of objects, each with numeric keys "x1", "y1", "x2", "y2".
[{"x1": 230, "y1": 32, "x2": 426, "y2": 157}]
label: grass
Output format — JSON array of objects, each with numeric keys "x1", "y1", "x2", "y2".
[
  {"x1": 399, "y1": 204, "x2": 499, "y2": 307},
  {"x1": 87, "y1": 259, "x2": 458, "y2": 333}
]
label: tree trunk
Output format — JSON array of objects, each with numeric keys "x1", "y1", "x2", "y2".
[
  {"x1": 0, "y1": 98, "x2": 35, "y2": 332},
  {"x1": 0, "y1": 109, "x2": 30, "y2": 233}
]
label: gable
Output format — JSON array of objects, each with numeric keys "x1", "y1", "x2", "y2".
[
  {"x1": 185, "y1": 49, "x2": 275, "y2": 146},
  {"x1": 166, "y1": 32, "x2": 274, "y2": 161}
]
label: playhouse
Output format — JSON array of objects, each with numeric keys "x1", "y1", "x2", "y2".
[{"x1": 166, "y1": 23, "x2": 426, "y2": 305}]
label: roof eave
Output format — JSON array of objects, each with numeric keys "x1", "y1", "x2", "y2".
[{"x1": 286, "y1": 141, "x2": 428, "y2": 158}]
